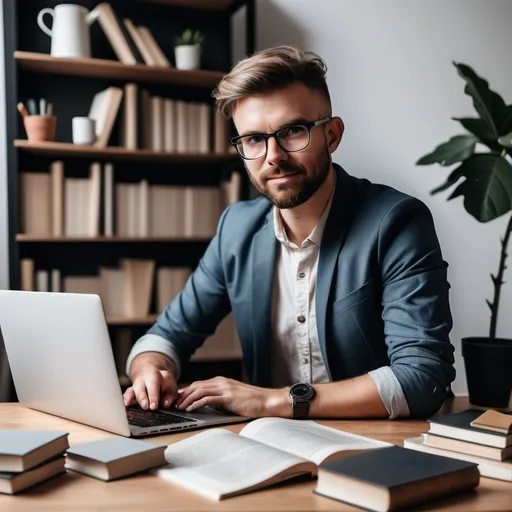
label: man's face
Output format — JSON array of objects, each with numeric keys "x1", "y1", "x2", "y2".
[{"x1": 232, "y1": 83, "x2": 343, "y2": 209}]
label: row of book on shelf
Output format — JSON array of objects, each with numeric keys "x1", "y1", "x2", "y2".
[
  {"x1": 89, "y1": 3, "x2": 178, "y2": 68},
  {"x1": 5, "y1": 408, "x2": 507, "y2": 510},
  {"x1": 19, "y1": 162, "x2": 242, "y2": 238},
  {"x1": 89, "y1": 83, "x2": 234, "y2": 153}
]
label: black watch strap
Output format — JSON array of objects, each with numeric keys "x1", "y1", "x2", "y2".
[{"x1": 292, "y1": 399, "x2": 310, "y2": 419}]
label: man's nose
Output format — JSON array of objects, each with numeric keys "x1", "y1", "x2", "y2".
[{"x1": 265, "y1": 136, "x2": 288, "y2": 167}]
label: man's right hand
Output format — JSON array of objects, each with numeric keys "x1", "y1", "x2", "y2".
[{"x1": 123, "y1": 352, "x2": 179, "y2": 410}]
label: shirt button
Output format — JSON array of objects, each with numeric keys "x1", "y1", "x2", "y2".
[
  {"x1": 298, "y1": 272, "x2": 306, "y2": 278},
  {"x1": 297, "y1": 315, "x2": 306, "y2": 323},
  {"x1": 301, "y1": 358, "x2": 308, "y2": 364}
]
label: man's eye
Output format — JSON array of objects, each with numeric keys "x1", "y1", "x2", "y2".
[
  {"x1": 283, "y1": 125, "x2": 306, "y2": 137},
  {"x1": 248, "y1": 135, "x2": 264, "y2": 145}
]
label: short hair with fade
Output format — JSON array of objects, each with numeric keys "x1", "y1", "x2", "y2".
[{"x1": 212, "y1": 45, "x2": 331, "y2": 119}]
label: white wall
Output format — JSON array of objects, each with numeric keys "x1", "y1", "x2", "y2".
[
  {"x1": 0, "y1": 0, "x2": 8, "y2": 290},
  {"x1": 257, "y1": 0, "x2": 512, "y2": 395}
]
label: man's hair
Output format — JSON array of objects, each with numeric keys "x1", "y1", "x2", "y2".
[{"x1": 212, "y1": 45, "x2": 331, "y2": 119}]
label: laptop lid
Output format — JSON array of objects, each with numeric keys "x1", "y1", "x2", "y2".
[{"x1": 0, "y1": 291, "x2": 132, "y2": 436}]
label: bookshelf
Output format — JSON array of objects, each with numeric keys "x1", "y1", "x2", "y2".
[
  {"x1": 14, "y1": 140, "x2": 237, "y2": 164},
  {"x1": 3, "y1": 0, "x2": 255, "y2": 399}
]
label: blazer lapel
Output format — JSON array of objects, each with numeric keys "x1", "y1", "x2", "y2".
[
  {"x1": 316, "y1": 166, "x2": 355, "y2": 380},
  {"x1": 251, "y1": 208, "x2": 277, "y2": 387}
]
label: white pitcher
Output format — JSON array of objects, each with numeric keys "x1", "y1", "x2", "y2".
[{"x1": 37, "y1": 4, "x2": 96, "y2": 59}]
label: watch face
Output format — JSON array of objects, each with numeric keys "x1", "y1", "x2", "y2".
[{"x1": 291, "y1": 383, "x2": 313, "y2": 398}]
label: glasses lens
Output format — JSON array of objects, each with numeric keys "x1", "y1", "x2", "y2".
[
  {"x1": 236, "y1": 134, "x2": 267, "y2": 159},
  {"x1": 277, "y1": 125, "x2": 310, "y2": 152}
]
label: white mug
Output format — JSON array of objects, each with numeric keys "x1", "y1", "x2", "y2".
[
  {"x1": 37, "y1": 4, "x2": 94, "y2": 59},
  {"x1": 72, "y1": 117, "x2": 96, "y2": 145}
]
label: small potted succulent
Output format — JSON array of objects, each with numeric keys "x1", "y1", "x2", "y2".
[
  {"x1": 417, "y1": 62, "x2": 512, "y2": 408},
  {"x1": 174, "y1": 29, "x2": 204, "y2": 70}
]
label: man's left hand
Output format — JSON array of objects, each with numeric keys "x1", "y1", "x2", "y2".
[{"x1": 174, "y1": 377, "x2": 290, "y2": 418}]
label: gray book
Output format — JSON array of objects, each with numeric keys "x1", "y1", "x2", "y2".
[
  {"x1": 0, "y1": 456, "x2": 66, "y2": 494},
  {"x1": 65, "y1": 437, "x2": 166, "y2": 481},
  {"x1": 0, "y1": 430, "x2": 69, "y2": 472}
]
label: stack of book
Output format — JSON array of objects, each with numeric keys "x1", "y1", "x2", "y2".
[
  {"x1": 0, "y1": 431, "x2": 69, "y2": 494},
  {"x1": 404, "y1": 409, "x2": 512, "y2": 482}
]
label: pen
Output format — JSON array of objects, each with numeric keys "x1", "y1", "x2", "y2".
[
  {"x1": 27, "y1": 98, "x2": 37, "y2": 116},
  {"x1": 17, "y1": 102, "x2": 28, "y2": 118},
  {"x1": 40, "y1": 98, "x2": 47, "y2": 116},
  {"x1": 47, "y1": 102, "x2": 53, "y2": 116}
]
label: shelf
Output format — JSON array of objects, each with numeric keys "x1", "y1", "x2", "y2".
[
  {"x1": 14, "y1": 51, "x2": 226, "y2": 87},
  {"x1": 13, "y1": 140, "x2": 237, "y2": 164},
  {"x1": 107, "y1": 315, "x2": 158, "y2": 326},
  {"x1": 140, "y1": 0, "x2": 234, "y2": 10},
  {"x1": 16, "y1": 235, "x2": 212, "y2": 243}
]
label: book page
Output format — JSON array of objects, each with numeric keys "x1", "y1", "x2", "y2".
[
  {"x1": 155, "y1": 428, "x2": 315, "y2": 500},
  {"x1": 240, "y1": 418, "x2": 391, "y2": 465}
]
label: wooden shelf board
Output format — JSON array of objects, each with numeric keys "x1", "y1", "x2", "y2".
[
  {"x1": 16, "y1": 235, "x2": 211, "y2": 243},
  {"x1": 140, "y1": 0, "x2": 234, "y2": 10},
  {"x1": 13, "y1": 140, "x2": 237, "y2": 164},
  {"x1": 14, "y1": 51, "x2": 225, "y2": 87},
  {"x1": 107, "y1": 315, "x2": 158, "y2": 326}
]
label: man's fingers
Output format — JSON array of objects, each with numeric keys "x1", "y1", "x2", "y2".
[
  {"x1": 145, "y1": 374, "x2": 163, "y2": 410},
  {"x1": 160, "y1": 378, "x2": 178, "y2": 408},
  {"x1": 132, "y1": 379, "x2": 150, "y2": 410},
  {"x1": 123, "y1": 387, "x2": 136, "y2": 406},
  {"x1": 185, "y1": 395, "x2": 226, "y2": 412},
  {"x1": 176, "y1": 387, "x2": 219, "y2": 411}
]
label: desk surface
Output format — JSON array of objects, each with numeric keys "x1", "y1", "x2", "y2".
[{"x1": 0, "y1": 397, "x2": 510, "y2": 511}]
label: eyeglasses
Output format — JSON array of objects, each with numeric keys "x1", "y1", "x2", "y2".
[{"x1": 230, "y1": 116, "x2": 332, "y2": 161}]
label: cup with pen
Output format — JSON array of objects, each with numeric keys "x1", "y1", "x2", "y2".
[{"x1": 17, "y1": 98, "x2": 56, "y2": 142}]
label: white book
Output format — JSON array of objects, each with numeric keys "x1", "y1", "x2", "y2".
[{"x1": 155, "y1": 419, "x2": 391, "y2": 501}]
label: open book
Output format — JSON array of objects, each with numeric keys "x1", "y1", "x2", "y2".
[{"x1": 155, "y1": 417, "x2": 391, "y2": 500}]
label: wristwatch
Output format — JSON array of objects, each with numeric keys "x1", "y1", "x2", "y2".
[{"x1": 289, "y1": 383, "x2": 316, "y2": 419}]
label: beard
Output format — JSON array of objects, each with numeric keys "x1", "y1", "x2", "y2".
[{"x1": 245, "y1": 148, "x2": 331, "y2": 209}]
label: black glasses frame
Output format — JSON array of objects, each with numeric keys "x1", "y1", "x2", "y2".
[{"x1": 230, "y1": 116, "x2": 332, "y2": 160}]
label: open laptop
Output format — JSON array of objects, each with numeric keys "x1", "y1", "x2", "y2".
[{"x1": 0, "y1": 290, "x2": 247, "y2": 437}]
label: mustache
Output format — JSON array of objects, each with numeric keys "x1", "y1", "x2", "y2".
[{"x1": 261, "y1": 164, "x2": 304, "y2": 181}]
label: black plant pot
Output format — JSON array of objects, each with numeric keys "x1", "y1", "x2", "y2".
[{"x1": 462, "y1": 337, "x2": 512, "y2": 408}]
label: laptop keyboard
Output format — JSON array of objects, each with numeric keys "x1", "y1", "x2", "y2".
[{"x1": 126, "y1": 407, "x2": 197, "y2": 428}]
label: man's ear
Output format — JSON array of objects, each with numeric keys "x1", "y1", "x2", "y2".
[{"x1": 327, "y1": 117, "x2": 344, "y2": 154}]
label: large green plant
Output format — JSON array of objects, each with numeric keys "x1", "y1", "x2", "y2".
[{"x1": 417, "y1": 62, "x2": 512, "y2": 343}]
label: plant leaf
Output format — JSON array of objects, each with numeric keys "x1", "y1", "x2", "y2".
[
  {"x1": 498, "y1": 130, "x2": 512, "y2": 148},
  {"x1": 452, "y1": 117, "x2": 502, "y2": 150},
  {"x1": 431, "y1": 166, "x2": 465, "y2": 195},
  {"x1": 417, "y1": 135, "x2": 478, "y2": 166},
  {"x1": 444, "y1": 154, "x2": 512, "y2": 222},
  {"x1": 454, "y1": 62, "x2": 509, "y2": 138}
]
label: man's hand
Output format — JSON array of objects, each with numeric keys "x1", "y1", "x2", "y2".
[
  {"x1": 174, "y1": 377, "x2": 291, "y2": 418},
  {"x1": 123, "y1": 352, "x2": 179, "y2": 410}
]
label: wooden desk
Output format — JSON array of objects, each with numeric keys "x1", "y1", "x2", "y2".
[{"x1": 0, "y1": 397, "x2": 510, "y2": 511}]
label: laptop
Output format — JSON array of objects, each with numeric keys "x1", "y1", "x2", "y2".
[{"x1": 0, "y1": 290, "x2": 247, "y2": 437}]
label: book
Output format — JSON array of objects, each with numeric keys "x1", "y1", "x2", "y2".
[
  {"x1": 0, "y1": 430, "x2": 69, "y2": 472},
  {"x1": 470, "y1": 409, "x2": 512, "y2": 434},
  {"x1": 314, "y1": 445, "x2": 479, "y2": 512},
  {"x1": 65, "y1": 437, "x2": 166, "y2": 481},
  {"x1": 0, "y1": 456, "x2": 66, "y2": 494},
  {"x1": 423, "y1": 432, "x2": 512, "y2": 461},
  {"x1": 154, "y1": 417, "x2": 391, "y2": 500},
  {"x1": 428, "y1": 409, "x2": 512, "y2": 448},
  {"x1": 88, "y1": 87, "x2": 124, "y2": 148},
  {"x1": 404, "y1": 435, "x2": 512, "y2": 482}
]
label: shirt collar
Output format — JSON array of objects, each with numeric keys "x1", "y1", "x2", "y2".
[{"x1": 273, "y1": 173, "x2": 336, "y2": 248}]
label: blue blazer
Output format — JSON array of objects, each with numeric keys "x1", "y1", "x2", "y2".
[{"x1": 149, "y1": 164, "x2": 456, "y2": 417}]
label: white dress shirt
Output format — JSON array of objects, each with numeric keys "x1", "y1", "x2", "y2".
[{"x1": 127, "y1": 187, "x2": 411, "y2": 419}]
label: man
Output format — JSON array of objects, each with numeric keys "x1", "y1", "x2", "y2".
[{"x1": 123, "y1": 45, "x2": 455, "y2": 420}]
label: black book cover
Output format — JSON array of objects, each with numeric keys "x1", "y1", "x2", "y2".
[
  {"x1": 318, "y1": 445, "x2": 476, "y2": 489},
  {"x1": 429, "y1": 409, "x2": 512, "y2": 439}
]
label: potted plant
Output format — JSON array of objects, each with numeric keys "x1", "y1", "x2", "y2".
[
  {"x1": 417, "y1": 62, "x2": 512, "y2": 408},
  {"x1": 174, "y1": 29, "x2": 203, "y2": 70}
]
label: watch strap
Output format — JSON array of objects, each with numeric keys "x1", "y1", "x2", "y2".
[{"x1": 292, "y1": 399, "x2": 310, "y2": 419}]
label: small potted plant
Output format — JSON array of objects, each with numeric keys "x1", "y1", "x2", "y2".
[
  {"x1": 417, "y1": 62, "x2": 512, "y2": 408},
  {"x1": 174, "y1": 29, "x2": 203, "y2": 70}
]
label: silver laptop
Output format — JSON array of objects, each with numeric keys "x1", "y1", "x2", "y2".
[{"x1": 0, "y1": 290, "x2": 247, "y2": 437}]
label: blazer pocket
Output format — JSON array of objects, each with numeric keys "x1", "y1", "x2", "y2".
[{"x1": 333, "y1": 279, "x2": 372, "y2": 315}]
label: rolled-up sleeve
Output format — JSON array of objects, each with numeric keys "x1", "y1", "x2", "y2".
[{"x1": 378, "y1": 197, "x2": 456, "y2": 417}]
